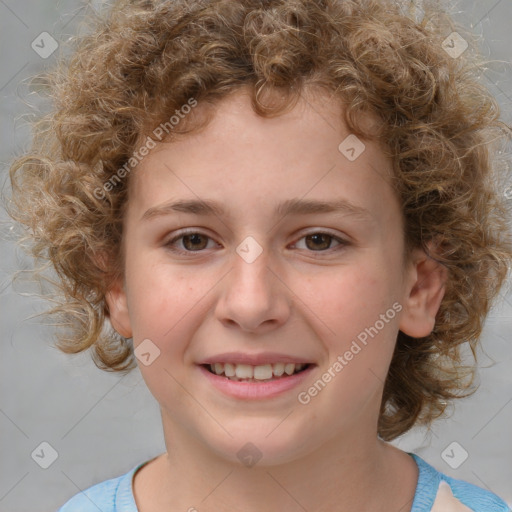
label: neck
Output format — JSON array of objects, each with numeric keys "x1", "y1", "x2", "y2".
[{"x1": 138, "y1": 411, "x2": 419, "y2": 512}]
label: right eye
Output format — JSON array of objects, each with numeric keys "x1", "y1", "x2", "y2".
[{"x1": 164, "y1": 230, "x2": 218, "y2": 255}]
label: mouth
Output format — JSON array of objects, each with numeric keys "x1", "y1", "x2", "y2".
[{"x1": 201, "y1": 362, "x2": 312, "y2": 382}]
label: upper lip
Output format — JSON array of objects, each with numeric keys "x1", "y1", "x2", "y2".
[{"x1": 197, "y1": 352, "x2": 315, "y2": 366}]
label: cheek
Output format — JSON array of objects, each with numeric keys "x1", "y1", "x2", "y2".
[
  {"x1": 129, "y1": 272, "x2": 196, "y2": 336},
  {"x1": 298, "y1": 264, "x2": 401, "y2": 389},
  {"x1": 298, "y1": 265, "x2": 394, "y2": 340},
  {"x1": 304, "y1": 268, "x2": 399, "y2": 396},
  {"x1": 126, "y1": 268, "x2": 206, "y2": 393},
  {"x1": 126, "y1": 258, "x2": 218, "y2": 360}
]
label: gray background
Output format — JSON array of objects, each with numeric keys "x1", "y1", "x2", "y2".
[{"x1": 0, "y1": 1, "x2": 511, "y2": 511}]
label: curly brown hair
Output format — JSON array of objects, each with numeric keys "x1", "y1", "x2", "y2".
[{"x1": 6, "y1": 0, "x2": 512, "y2": 441}]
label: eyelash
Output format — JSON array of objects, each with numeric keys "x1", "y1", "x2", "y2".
[{"x1": 163, "y1": 229, "x2": 349, "y2": 256}]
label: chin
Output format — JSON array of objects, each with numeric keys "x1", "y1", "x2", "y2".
[{"x1": 201, "y1": 423, "x2": 314, "y2": 468}]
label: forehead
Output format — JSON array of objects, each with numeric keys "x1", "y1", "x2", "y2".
[{"x1": 127, "y1": 87, "x2": 398, "y2": 228}]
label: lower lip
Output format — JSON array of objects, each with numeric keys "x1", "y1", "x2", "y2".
[{"x1": 197, "y1": 364, "x2": 315, "y2": 400}]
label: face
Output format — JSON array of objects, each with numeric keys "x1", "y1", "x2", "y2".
[{"x1": 107, "y1": 87, "x2": 445, "y2": 466}]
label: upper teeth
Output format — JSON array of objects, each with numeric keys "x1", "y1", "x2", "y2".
[{"x1": 209, "y1": 362, "x2": 306, "y2": 380}]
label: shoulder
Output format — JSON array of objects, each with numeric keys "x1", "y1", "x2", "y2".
[
  {"x1": 56, "y1": 464, "x2": 141, "y2": 512},
  {"x1": 440, "y1": 473, "x2": 511, "y2": 512},
  {"x1": 410, "y1": 453, "x2": 511, "y2": 512},
  {"x1": 56, "y1": 475, "x2": 120, "y2": 512}
]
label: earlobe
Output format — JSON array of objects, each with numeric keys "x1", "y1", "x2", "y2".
[
  {"x1": 399, "y1": 246, "x2": 449, "y2": 339},
  {"x1": 105, "y1": 278, "x2": 133, "y2": 339}
]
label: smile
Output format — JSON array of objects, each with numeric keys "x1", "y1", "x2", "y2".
[
  {"x1": 205, "y1": 362, "x2": 310, "y2": 382},
  {"x1": 198, "y1": 362, "x2": 315, "y2": 400}
]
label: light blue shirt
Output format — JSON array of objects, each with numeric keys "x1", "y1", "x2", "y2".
[{"x1": 57, "y1": 453, "x2": 510, "y2": 511}]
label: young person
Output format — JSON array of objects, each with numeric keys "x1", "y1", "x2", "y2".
[{"x1": 7, "y1": 0, "x2": 511, "y2": 510}]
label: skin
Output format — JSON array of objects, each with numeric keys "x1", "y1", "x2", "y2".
[{"x1": 106, "y1": 86, "x2": 448, "y2": 512}]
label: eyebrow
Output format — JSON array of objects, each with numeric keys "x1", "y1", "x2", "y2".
[{"x1": 141, "y1": 197, "x2": 373, "y2": 223}]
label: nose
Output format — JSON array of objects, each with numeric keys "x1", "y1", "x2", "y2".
[{"x1": 214, "y1": 245, "x2": 291, "y2": 334}]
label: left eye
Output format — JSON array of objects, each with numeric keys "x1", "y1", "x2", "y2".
[{"x1": 293, "y1": 232, "x2": 346, "y2": 252}]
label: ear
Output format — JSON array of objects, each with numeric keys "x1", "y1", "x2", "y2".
[
  {"x1": 105, "y1": 277, "x2": 133, "y2": 339},
  {"x1": 399, "y1": 244, "x2": 448, "y2": 338}
]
